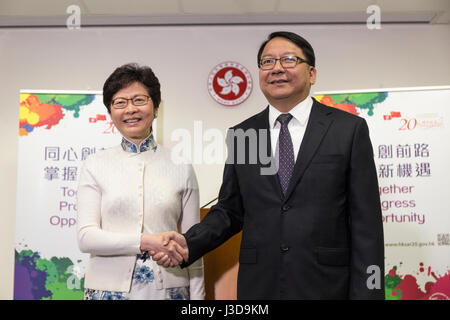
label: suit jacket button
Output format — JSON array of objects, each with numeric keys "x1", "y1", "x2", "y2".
[
  {"x1": 280, "y1": 245, "x2": 289, "y2": 253},
  {"x1": 281, "y1": 205, "x2": 291, "y2": 212}
]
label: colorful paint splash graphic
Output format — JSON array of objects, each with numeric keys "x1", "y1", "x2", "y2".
[
  {"x1": 19, "y1": 93, "x2": 95, "y2": 136},
  {"x1": 385, "y1": 262, "x2": 450, "y2": 300},
  {"x1": 14, "y1": 249, "x2": 84, "y2": 300},
  {"x1": 315, "y1": 92, "x2": 388, "y2": 116}
]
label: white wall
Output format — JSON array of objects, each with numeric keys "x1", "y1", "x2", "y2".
[{"x1": 0, "y1": 23, "x2": 449, "y2": 299}]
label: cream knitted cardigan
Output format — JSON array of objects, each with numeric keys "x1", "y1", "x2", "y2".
[{"x1": 77, "y1": 144, "x2": 204, "y2": 299}]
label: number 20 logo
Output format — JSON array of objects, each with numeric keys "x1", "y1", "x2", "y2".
[
  {"x1": 103, "y1": 121, "x2": 117, "y2": 134},
  {"x1": 399, "y1": 118, "x2": 417, "y2": 131}
]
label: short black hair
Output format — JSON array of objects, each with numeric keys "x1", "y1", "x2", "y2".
[
  {"x1": 257, "y1": 31, "x2": 316, "y2": 68},
  {"x1": 103, "y1": 63, "x2": 161, "y2": 113}
]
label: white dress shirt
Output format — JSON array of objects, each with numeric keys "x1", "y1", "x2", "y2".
[{"x1": 269, "y1": 96, "x2": 313, "y2": 162}]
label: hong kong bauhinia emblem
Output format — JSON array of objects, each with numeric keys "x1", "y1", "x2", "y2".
[{"x1": 207, "y1": 61, "x2": 252, "y2": 106}]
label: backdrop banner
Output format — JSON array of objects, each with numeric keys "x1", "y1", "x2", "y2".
[
  {"x1": 315, "y1": 86, "x2": 450, "y2": 300},
  {"x1": 14, "y1": 87, "x2": 450, "y2": 300},
  {"x1": 14, "y1": 91, "x2": 121, "y2": 299}
]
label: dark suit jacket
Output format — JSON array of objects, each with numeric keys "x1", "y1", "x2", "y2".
[{"x1": 183, "y1": 98, "x2": 385, "y2": 299}]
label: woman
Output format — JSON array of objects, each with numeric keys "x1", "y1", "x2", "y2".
[{"x1": 77, "y1": 63, "x2": 204, "y2": 300}]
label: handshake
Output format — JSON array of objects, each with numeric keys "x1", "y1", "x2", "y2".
[{"x1": 140, "y1": 231, "x2": 189, "y2": 268}]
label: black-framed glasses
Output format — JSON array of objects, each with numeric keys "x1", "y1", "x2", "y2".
[
  {"x1": 111, "y1": 95, "x2": 151, "y2": 109},
  {"x1": 259, "y1": 56, "x2": 310, "y2": 70}
]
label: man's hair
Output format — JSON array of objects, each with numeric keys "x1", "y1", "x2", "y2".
[
  {"x1": 103, "y1": 63, "x2": 161, "y2": 113},
  {"x1": 257, "y1": 31, "x2": 316, "y2": 68}
]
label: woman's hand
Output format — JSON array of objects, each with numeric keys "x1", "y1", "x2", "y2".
[{"x1": 140, "y1": 232, "x2": 188, "y2": 267}]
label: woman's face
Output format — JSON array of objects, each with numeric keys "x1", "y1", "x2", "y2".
[{"x1": 110, "y1": 81, "x2": 156, "y2": 145}]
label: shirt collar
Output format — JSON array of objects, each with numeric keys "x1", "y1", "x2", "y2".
[
  {"x1": 121, "y1": 133, "x2": 157, "y2": 154},
  {"x1": 269, "y1": 96, "x2": 313, "y2": 128}
]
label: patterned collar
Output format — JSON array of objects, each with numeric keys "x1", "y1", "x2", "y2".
[{"x1": 121, "y1": 133, "x2": 157, "y2": 154}]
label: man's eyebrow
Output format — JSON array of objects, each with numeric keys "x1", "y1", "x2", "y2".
[{"x1": 261, "y1": 51, "x2": 298, "y2": 58}]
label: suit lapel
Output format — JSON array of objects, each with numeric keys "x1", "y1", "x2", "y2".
[
  {"x1": 284, "y1": 100, "x2": 334, "y2": 201},
  {"x1": 254, "y1": 106, "x2": 283, "y2": 198}
]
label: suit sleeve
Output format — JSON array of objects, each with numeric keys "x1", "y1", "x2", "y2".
[
  {"x1": 182, "y1": 129, "x2": 245, "y2": 266},
  {"x1": 348, "y1": 118, "x2": 385, "y2": 299}
]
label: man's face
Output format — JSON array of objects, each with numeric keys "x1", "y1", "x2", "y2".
[{"x1": 259, "y1": 37, "x2": 316, "y2": 109}]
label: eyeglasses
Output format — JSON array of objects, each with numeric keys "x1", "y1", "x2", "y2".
[
  {"x1": 111, "y1": 95, "x2": 151, "y2": 109},
  {"x1": 259, "y1": 56, "x2": 310, "y2": 70}
]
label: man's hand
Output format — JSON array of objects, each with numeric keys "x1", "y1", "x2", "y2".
[
  {"x1": 149, "y1": 231, "x2": 189, "y2": 267},
  {"x1": 140, "y1": 232, "x2": 187, "y2": 267}
]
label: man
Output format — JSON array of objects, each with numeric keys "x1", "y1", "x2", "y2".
[{"x1": 156, "y1": 31, "x2": 385, "y2": 299}]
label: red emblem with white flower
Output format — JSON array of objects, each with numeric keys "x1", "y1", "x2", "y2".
[{"x1": 207, "y1": 61, "x2": 252, "y2": 106}]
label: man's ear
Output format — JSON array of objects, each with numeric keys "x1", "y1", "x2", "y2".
[{"x1": 309, "y1": 66, "x2": 317, "y2": 85}]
